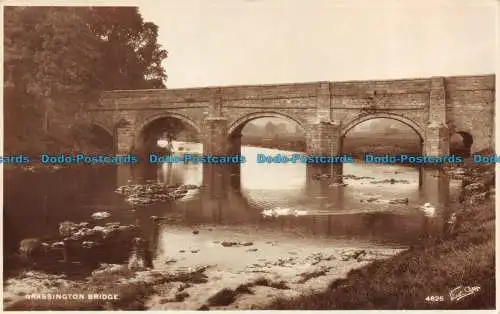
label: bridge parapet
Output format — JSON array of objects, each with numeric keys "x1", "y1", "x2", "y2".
[{"x1": 80, "y1": 74, "x2": 494, "y2": 157}]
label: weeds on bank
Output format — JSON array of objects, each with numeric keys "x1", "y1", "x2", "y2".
[{"x1": 267, "y1": 163, "x2": 495, "y2": 310}]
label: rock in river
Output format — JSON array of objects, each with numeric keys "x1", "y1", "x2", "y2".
[
  {"x1": 388, "y1": 198, "x2": 409, "y2": 205},
  {"x1": 91, "y1": 211, "x2": 111, "y2": 220},
  {"x1": 114, "y1": 183, "x2": 199, "y2": 206}
]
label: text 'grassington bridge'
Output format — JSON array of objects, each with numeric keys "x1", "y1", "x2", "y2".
[{"x1": 80, "y1": 74, "x2": 495, "y2": 159}]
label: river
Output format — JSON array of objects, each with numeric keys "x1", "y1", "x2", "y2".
[{"x1": 3, "y1": 146, "x2": 463, "y2": 309}]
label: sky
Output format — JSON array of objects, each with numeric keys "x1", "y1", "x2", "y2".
[
  {"x1": 5, "y1": 0, "x2": 495, "y2": 132},
  {"x1": 138, "y1": 0, "x2": 497, "y2": 89}
]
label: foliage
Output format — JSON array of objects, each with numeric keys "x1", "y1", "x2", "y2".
[{"x1": 4, "y1": 7, "x2": 168, "y2": 154}]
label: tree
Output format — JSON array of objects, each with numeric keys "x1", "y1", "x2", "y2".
[
  {"x1": 264, "y1": 122, "x2": 277, "y2": 137},
  {"x1": 241, "y1": 122, "x2": 260, "y2": 135},
  {"x1": 160, "y1": 119, "x2": 186, "y2": 141},
  {"x1": 84, "y1": 7, "x2": 168, "y2": 90},
  {"x1": 4, "y1": 6, "x2": 169, "y2": 153},
  {"x1": 5, "y1": 7, "x2": 103, "y2": 153}
]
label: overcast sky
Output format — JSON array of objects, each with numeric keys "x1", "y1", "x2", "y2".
[
  {"x1": 7, "y1": 0, "x2": 496, "y2": 132},
  {"x1": 138, "y1": 0, "x2": 497, "y2": 88}
]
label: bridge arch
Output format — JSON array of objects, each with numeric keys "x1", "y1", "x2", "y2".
[
  {"x1": 136, "y1": 112, "x2": 202, "y2": 136},
  {"x1": 450, "y1": 130, "x2": 474, "y2": 157},
  {"x1": 341, "y1": 113, "x2": 424, "y2": 140},
  {"x1": 91, "y1": 122, "x2": 114, "y2": 138},
  {"x1": 134, "y1": 112, "x2": 203, "y2": 154},
  {"x1": 227, "y1": 111, "x2": 306, "y2": 137},
  {"x1": 68, "y1": 122, "x2": 115, "y2": 152},
  {"x1": 70, "y1": 121, "x2": 114, "y2": 137}
]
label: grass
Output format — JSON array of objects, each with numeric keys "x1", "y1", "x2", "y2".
[
  {"x1": 253, "y1": 277, "x2": 290, "y2": 290},
  {"x1": 297, "y1": 268, "x2": 331, "y2": 284},
  {"x1": 203, "y1": 276, "x2": 290, "y2": 307},
  {"x1": 206, "y1": 288, "x2": 239, "y2": 306},
  {"x1": 267, "y1": 163, "x2": 495, "y2": 310}
]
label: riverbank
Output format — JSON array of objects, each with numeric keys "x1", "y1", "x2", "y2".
[
  {"x1": 266, "y1": 161, "x2": 495, "y2": 310},
  {"x1": 4, "y1": 223, "x2": 405, "y2": 310}
]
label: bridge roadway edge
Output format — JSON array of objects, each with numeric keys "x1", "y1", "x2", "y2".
[{"x1": 79, "y1": 74, "x2": 494, "y2": 162}]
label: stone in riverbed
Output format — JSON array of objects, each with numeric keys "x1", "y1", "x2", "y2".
[
  {"x1": 51, "y1": 241, "x2": 65, "y2": 249},
  {"x1": 82, "y1": 241, "x2": 97, "y2": 249},
  {"x1": 221, "y1": 241, "x2": 238, "y2": 247},
  {"x1": 329, "y1": 182, "x2": 347, "y2": 188},
  {"x1": 59, "y1": 221, "x2": 79, "y2": 237},
  {"x1": 91, "y1": 211, "x2": 111, "y2": 220},
  {"x1": 364, "y1": 196, "x2": 379, "y2": 203},
  {"x1": 388, "y1": 198, "x2": 409, "y2": 204},
  {"x1": 180, "y1": 184, "x2": 198, "y2": 190},
  {"x1": 369, "y1": 179, "x2": 410, "y2": 184},
  {"x1": 18, "y1": 238, "x2": 50, "y2": 264},
  {"x1": 117, "y1": 183, "x2": 190, "y2": 206}
]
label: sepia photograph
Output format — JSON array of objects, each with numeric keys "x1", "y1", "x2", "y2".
[{"x1": 2, "y1": 0, "x2": 497, "y2": 311}]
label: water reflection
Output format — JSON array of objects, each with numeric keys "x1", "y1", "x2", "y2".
[
  {"x1": 144, "y1": 147, "x2": 456, "y2": 246},
  {"x1": 4, "y1": 147, "x2": 459, "y2": 261}
]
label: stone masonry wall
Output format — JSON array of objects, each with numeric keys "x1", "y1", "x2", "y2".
[
  {"x1": 445, "y1": 75, "x2": 495, "y2": 153},
  {"x1": 85, "y1": 74, "x2": 495, "y2": 155}
]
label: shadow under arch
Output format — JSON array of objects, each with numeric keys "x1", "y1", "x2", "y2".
[
  {"x1": 136, "y1": 112, "x2": 202, "y2": 139},
  {"x1": 134, "y1": 112, "x2": 203, "y2": 154},
  {"x1": 70, "y1": 122, "x2": 115, "y2": 152},
  {"x1": 450, "y1": 131, "x2": 474, "y2": 157},
  {"x1": 341, "y1": 113, "x2": 424, "y2": 140},
  {"x1": 91, "y1": 122, "x2": 114, "y2": 138}
]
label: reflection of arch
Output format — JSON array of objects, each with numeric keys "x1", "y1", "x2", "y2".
[
  {"x1": 227, "y1": 111, "x2": 306, "y2": 137},
  {"x1": 341, "y1": 113, "x2": 424, "y2": 140},
  {"x1": 136, "y1": 113, "x2": 202, "y2": 136}
]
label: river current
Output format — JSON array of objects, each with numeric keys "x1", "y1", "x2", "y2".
[
  {"x1": 5, "y1": 145, "x2": 461, "y2": 260},
  {"x1": 3, "y1": 145, "x2": 464, "y2": 309}
]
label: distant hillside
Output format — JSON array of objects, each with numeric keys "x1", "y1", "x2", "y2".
[{"x1": 348, "y1": 119, "x2": 418, "y2": 137}]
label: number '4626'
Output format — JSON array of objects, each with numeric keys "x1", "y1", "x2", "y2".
[{"x1": 425, "y1": 295, "x2": 444, "y2": 302}]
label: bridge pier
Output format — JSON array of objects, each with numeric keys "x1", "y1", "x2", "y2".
[
  {"x1": 203, "y1": 117, "x2": 228, "y2": 156},
  {"x1": 424, "y1": 77, "x2": 450, "y2": 157},
  {"x1": 203, "y1": 116, "x2": 243, "y2": 189},
  {"x1": 200, "y1": 164, "x2": 227, "y2": 224},
  {"x1": 116, "y1": 126, "x2": 135, "y2": 154},
  {"x1": 424, "y1": 122, "x2": 450, "y2": 156},
  {"x1": 227, "y1": 133, "x2": 242, "y2": 190},
  {"x1": 306, "y1": 120, "x2": 343, "y2": 183}
]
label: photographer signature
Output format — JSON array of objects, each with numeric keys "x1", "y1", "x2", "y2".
[{"x1": 449, "y1": 285, "x2": 481, "y2": 302}]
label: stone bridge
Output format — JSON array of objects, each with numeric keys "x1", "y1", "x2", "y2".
[{"x1": 82, "y1": 74, "x2": 495, "y2": 157}]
